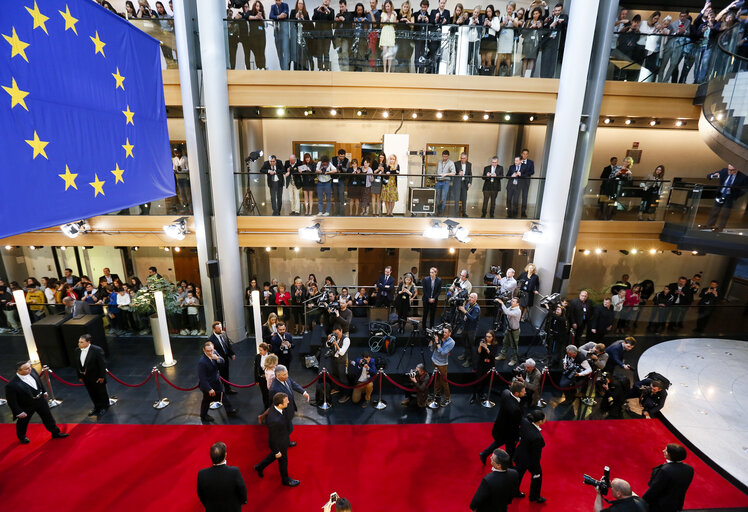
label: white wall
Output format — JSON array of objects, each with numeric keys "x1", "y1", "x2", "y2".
[
  {"x1": 268, "y1": 248, "x2": 358, "y2": 288},
  {"x1": 85, "y1": 247, "x2": 126, "y2": 282},
  {"x1": 132, "y1": 247, "x2": 176, "y2": 282},
  {"x1": 22, "y1": 247, "x2": 56, "y2": 280},
  {"x1": 1, "y1": 248, "x2": 29, "y2": 283}
]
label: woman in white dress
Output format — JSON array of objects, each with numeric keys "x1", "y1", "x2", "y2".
[{"x1": 379, "y1": 0, "x2": 397, "y2": 72}]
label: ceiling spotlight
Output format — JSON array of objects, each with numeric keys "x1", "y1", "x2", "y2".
[
  {"x1": 298, "y1": 222, "x2": 322, "y2": 243},
  {"x1": 163, "y1": 217, "x2": 188, "y2": 240},
  {"x1": 246, "y1": 149, "x2": 264, "y2": 163},
  {"x1": 675, "y1": 120, "x2": 683, "y2": 127},
  {"x1": 330, "y1": 108, "x2": 337, "y2": 116},
  {"x1": 462, "y1": 114, "x2": 469, "y2": 121},
  {"x1": 423, "y1": 220, "x2": 449, "y2": 240},
  {"x1": 504, "y1": 114, "x2": 511, "y2": 121},
  {"x1": 691, "y1": 250, "x2": 698, "y2": 255},
  {"x1": 60, "y1": 220, "x2": 89, "y2": 239},
  {"x1": 164, "y1": 247, "x2": 170, "y2": 252},
  {"x1": 594, "y1": 248, "x2": 602, "y2": 255},
  {"x1": 294, "y1": 247, "x2": 300, "y2": 252},
  {"x1": 174, "y1": 246, "x2": 181, "y2": 253},
  {"x1": 624, "y1": 119, "x2": 632, "y2": 125},
  {"x1": 631, "y1": 248, "x2": 638, "y2": 254},
  {"x1": 4, "y1": 245, "x2": 11, "y2": 250},
  {"x1": 448, "y1": 247, "x2": 456, "y2": 254},
  {"x1": 412, "y1": 112, "x2": 418, "y2": 119},
  {"x1": 453, "y1": 226, "x2": 471, "y2": 243},
  {"x1": 265, "y1": 246, "x2": 271, "y2": 252},
  {"x1": 436, "y1": 112, "x2": 443, "y2": 119},
  {"x1": 382, "y1": 110, "x2": 389, "y2": 118},
  {"x1": 649, "y1": 248, "x2": 656, "y2": 254},
  {"x1": 304, "y1": 110, "x2": 310, "y2": 116},
  {"x1": 583, "y1": 249, "x2": 591, "y2": 255},
  {"x1": 29, "y1": 246, "x2": 36, "y2": 250},
  {"x1": 356, "y1": 109, "x2": 363, "y2": 117},
  {"x1": 521, "y1": 224, "x2": 543, "y2": 244},
  {"x1": 275, "y1": 107, "x2": 285, "y2": 116},
  {"x1": 133, "y1": 246, "x2": 139, "y2": 251},
  {"x1": 649, "y1": 119, "x2": 657, "y2": 126},
  {"x1": 528, "y1": 115, "x2": 534, "y2": 122},
  {"x1": 603, "y1": 118, "x2": 612, "y2": 124},
  {"x1": 60, "y1": 246, "x2": 67, "y2": 251}
]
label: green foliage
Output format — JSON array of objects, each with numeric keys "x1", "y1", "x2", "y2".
[{"x1": 129, "y1": 275, "x2": 180, "y2": 315}]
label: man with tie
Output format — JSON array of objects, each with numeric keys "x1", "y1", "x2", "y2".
[
  {"x1": 642, "y1": 443, "x2": 694, "y2": 512},
  {"x1": 268, "y1": 365, "x2": 310, "y2": 430},
  {"x1": 481, "y1": 156, "x2": 503, "y2": 218},
  {"x1": 428, "y1": 0, "x2": 450, "y2": 73},
  {"x1": 505, "y1": 157, "x2": 523, "y2": 218},
  {"x1": 198, "y1": 341, "x2": 239, "y2": 422},
  {"x1": 270, "y1": 321, "x2": 295, "y2": 368},
  {"x1": 6, "y1": 361, "x2": 69, "y2": 444},
  {"x1": 254, "y1": 392, "x2": 301, "y2": 486},
  {"x1": 453, "y1": 152, "x2": 473, "y2": 217},
  {"x1": 75, "y1": 334, "x2": 110, "y2": 417},
  {"x1": 208, "y1": 321, "x2": 237, "y2": 395},
  {"x1": 421, "y1": 267, "x2": 442, "y2": 329},
  {"x1": 705, "y1": 165, "x2": 746, "y2": 231},
  {"x1": 261, "y1": 155, "x2": 288, "y2": 216},
  {"x1": 518, "y1": 149, "x2": 535, "y2": 218},
  {"x1": 375, "y1": 266, "x2": 396, "y2": 307},
  {"x1": 197, "y1": 442, "x2": 248, "y2": 512},
  {"x1": 98, "y1": 267, "x2": 120, "y2": 286},
  {"x1": 62, "y1": 296, "x2": 92, "y2": 320},
  {"x1": 470, "y1": 449, "x2": 519, "y2": 512}
]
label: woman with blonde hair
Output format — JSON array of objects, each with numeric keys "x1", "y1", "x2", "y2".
[
  {"x1": 254, "y1": 342, "x2": 272, "y2": 408},
  {"x1": 262, "y1": 312, "x2": 279, "y2": 344},
  {"x1": 396, "y1": 1, "x2": 414, "y2": 72},
  {"x1": 517, "y1": 262, "x2": 539, "y2": 321},
  {"x1": 379, "y1": 0, "x2": 397, "y2": 72},
  {"x1": 381, "y1": 154, "x2": 400, "y2": 216},
  {"x1": 263, "y1": 353, "x2": 279, "y2": 391}
]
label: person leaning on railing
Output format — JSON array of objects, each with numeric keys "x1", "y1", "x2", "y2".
[{"x1": 270, "y1": 0, "x2": 292, "y2": 70}]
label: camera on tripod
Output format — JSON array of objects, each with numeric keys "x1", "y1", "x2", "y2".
[
  {"x1": 448, "y1": 289, "x2": 469, "y2": 307},
  {"x1": 583, "y1": 466, "x2": 611, "y2": 495}
]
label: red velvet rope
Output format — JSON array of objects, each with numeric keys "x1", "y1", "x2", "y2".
[
  {"x1": 493, "y1": 369, "x2": 514, "y2": 385},
  {"x1": 157, "y1": 371, "x2": 200, "y2": 391},
  {"x1": 0, "y1": 375, "x2": 8, "y2": 383},
  {"x1": 220, "y1": 377, "x2": 258, "y2": 389},
  {"x1": 444, "y1": 370, "x2": 492, "y2": 387},
  {"x1": 302, "y1": 373, "x2": 322, "y2": 389},
  {"x1": 324, "y1": 370, "x2": 378, "y2": 390},
  {"x1": 47, "y1": 369, "x2": 84, "y2": 387},
  {"x1": 381, "y1": 371, "x2": 437, "y2": 392},
  {"x1": 545, "y1": 370, "x2": 594, "y2": 391},
  {"x1": 106, "y1": 370, "x2": 153, "y2": 388}
]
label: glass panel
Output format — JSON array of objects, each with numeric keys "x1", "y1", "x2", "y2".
[{"x1": 128, "y1": 19, "x2": 178, "y2": 70}]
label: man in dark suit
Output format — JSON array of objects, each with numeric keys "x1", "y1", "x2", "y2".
[
  {"x1": 375, "y1": 266, "x2": 396, "y2": 307},
  {"x1": 568, "y1": 290, "x2": 591, "y2": 339},
  {"x1": 598, "y1": 157, "x2": 618, "y2": 218},
  {"x1": 642, "y1": 443, "x2": 694, "y2": 512},
  {"x1": 479, "y1": 380, "x2": 525, "y2": 462},
  {"x1": 198, "y1": 341, "x2": 238, "y2": 422},
  {"x1": 98, "y1": 267, "x2": 120, "y2": 286},
  {"x1": 254, "y1": 392, "x2": 300, "y2": 486},
  {"x1": 270, "y1": 322, "x2": 295, "y2": 368},
  {"x1": 587, "y1": 297, "x2": 614, "y2": 342},
  {"x1": 62, "y1": 296, "x2": 92, "y2": 320},
  {"x1": 331, "y1": 149, "x2": 350, "y2": 216},
  {"x1": 539, "y1": 3, "x2": 568, "y2": 78},
  {"x1": 667, "y1": 276, "x2": 693, "y2": 331},
  {"x1": 470, "y1": 449, "x2": 519, "y2": 512},
  {"x1": 453, "y1": 152, "x2": 473, "y2": 217},
  {"x1": 505, "y1": 157, "x2": 523, "y2": 218},
  {"x1": 261, "y1": 155, "x2": 287, "y2": 216},
  {"x1": 518, "y1": 149, "x2": 535, "y2": 218},
  {"x1": 75, "y1": 334, "x2": 110, "y2": 416},
  {"x1": 514, "y1": 410, "x2": 546, "y2": 503},
  {"x1": 428, "y1": 0, "x2": 449, "y2": 72},
  {"x1": 268, "y1": 364, "x2": 310, "y2": 437},
  {"x1": 705, "y1": 165, "x2": 746, "y2": 231},
  {"x1": 421, "y1": 267, "x2": 442, "y2": 329},
  {"x1": 208, "y1": 321, "x2": 237, "y2": 395},
  {"x1": 5, "y1": 361, "x2": 69, "y2": 444},
  {"x1": 197, "y1": 442, "x2": 247, "y2": 512},
  {"x1": 481, "y1": 156, "x2": 503, "y2": 218}
]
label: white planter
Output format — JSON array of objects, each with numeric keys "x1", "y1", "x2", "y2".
[{"x1": 150, "y1": 314, "x2": 164, "y2": 356}]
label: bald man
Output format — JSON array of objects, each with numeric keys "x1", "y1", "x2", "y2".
[{"x1": 593, "y1": 478, "x2": 647, "y2": 512}]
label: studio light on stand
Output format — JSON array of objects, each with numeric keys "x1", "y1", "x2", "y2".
[
  {"x1": 163, "y1": 217, "x2": 188, "y2": 240},
  {"x1": 298, "y1": 223, "x2": 323, "y2": 243},
  {"x1": 522, "y1": 224, "x2": 543, "y2": 244},
  {"x1": 60, "y1": 220, "x2": 89, "y2": 238},
  {"x1": 444, "y1": 219, "x2": 471, "y2": 243}
]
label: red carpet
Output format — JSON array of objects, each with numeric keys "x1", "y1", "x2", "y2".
[{"x1": 0, "y1": 420, "x2": 745, "y2": 511}]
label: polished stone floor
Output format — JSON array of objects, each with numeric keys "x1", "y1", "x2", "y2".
[{"x1": 638, "y1": 338, "x2": 748, "y2": 488}]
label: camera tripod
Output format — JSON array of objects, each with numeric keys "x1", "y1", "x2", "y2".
[
  {"x1": 395, "y1": 318, "x2": 427, "y2": 371},
  {"x1": 237, "y1": 187, "x2": 261, "y2": 215},
  {"x1": 520, "y1": 307, "x2": 553, "y2": 367}
]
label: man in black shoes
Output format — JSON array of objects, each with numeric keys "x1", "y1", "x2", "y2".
[
  {"x1": 198, "y1": 341, "x2": 239, "y2": 422},
  {"x1": 254, "y1": 392, "x2": 300, "y2": 487}
]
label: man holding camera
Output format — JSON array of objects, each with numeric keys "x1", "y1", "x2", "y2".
[
  {"x1": 496, "y1": 297, "x2": 521, "y2": 367},
  {"x1": 598, "y1": 372, "x2": 627, "y2": 419},
  {"x1": 401, "y1": 363, "x2": 430, "y2": 408},
  {"x1": 593, "y1": 478, "x2": 647, "y2": 512},
  {"x1": 604, "y1": 337, "x2": 635, "y2": 375},
  {"x1": 451, "y1": 269, "x2": 473, "y2": 295},
  {"x1": 480, "y1": 380, "x2": 525, "y2": 462},
  {"x1": 642, "y1": 444, "x2": 694, "y2": 512},
  {"x1": 350, "y1": 352, "x2": 377, "y2": 407},
  {"x1": 630, "y1": 379, "x2": 668, "y2": 419},
  {"x1": 515, "y1": 358, "x2": 542, "y2": 408},
  {"x1": 470, "y1": 449, "x2": 519, "y2": 512},
  {"x1": 328, "y1": 324, "x2": 352, "y2": 403},
  {"x1": 457, "y1": 292, "x2": 481, "y2": 368},
  {"x1": 429, "y1": 324, "x2": 455, "y2": 407},
  {"x1": 559, "y1": 345, "x2": 592, "y2": 404},
  {"x1": 580, "y1": 342, "x2": 609, "y2": 371}
]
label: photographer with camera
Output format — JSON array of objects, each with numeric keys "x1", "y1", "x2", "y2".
[
  {"x1": 472, "y1": 330, "x2": 498, "y2": 404},
  {"x1": 629, "y1": 378, "x2": 668, "y2": 419},
  {"x1": 559, "y1": 345, "x2": 592, "y2": 405},
  {"x1": 543, "y1": 304, "x2": 569, "y2": 366},
  {"x1": 580, "y1": 342, "x2": 609, "y2": 371},
  {"x1": 429, "y1": 324, "x2": 455, "y2": 407},
  {"x1": 496, "y1": 297, "x2": 521, "y2": 367},
  {"x1": 603, "y1": 337, "x2": 636, "y2": 375},
  {"x1": 593, "y1": 478, "x2": 648, "y2": 512},
  {"x1": 457, "y1": 292, "x2": 481, "y2": 368},
  {"x1": 483, "y1": 265, "x2": 501, "y2": 317},
  {"x1": 470, "y1": 449, "x2": 519, "y2": 512},
  {"x1": 350, "y1": 351, "x2": 377, "y2": 408},
  {"x1": 323, "y1": 494, "x2": 352, "y2": 512},
  {"x1": 450, "y1": 269, "x2": 473, "y2": 296},
  {"x1": 401, "y1": 363, "x2": 430, "y2": 408},
  {"x1": 514, "y1": 358, "x2": 542, "y2": 408},
  {"x1": 329, "y1": 295, "x2": 352, "y2": 336},
  {"x1": 328, "y1": 323, "x2": 352, "y2": 403},
  {"x1": 598, "y1": 372, "x2": 627, "y2": 419}
]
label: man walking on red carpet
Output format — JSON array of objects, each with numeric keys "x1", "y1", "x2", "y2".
[
  {"x1": 470, "y1": 449, "x2": 519, "y2": 512},
  {"x1": 75, "y1": 334, "x2": 111, "y2": 417},
  {"x1": 197, "y1": 441, "x2": 247, "y2": 511},
  {"x1": 479, "y1": 380, "x2": 525, "y2": 462},
  {"x1": 642, "y1": 443, "x2": 694, "y2": 512},
  {"x1": 254, "y1": 392, "x2": 300, "y2": 487}
]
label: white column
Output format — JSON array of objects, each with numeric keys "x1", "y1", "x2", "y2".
[
  {"x1": 154, "y1": 291, "x2": 177, "y2": 367},
  {"x1": 196, "y1": 1, "x2": 246, "y2": 341},
  {"x1": 533, "y1": 0, "x2": 600, "y2": 298},
  {"x1": 13, "y1": 290, "x2": 39, "y2": 364},
  {"x1": 251, "y1": 290, "x2": 263, "y2": 351}
]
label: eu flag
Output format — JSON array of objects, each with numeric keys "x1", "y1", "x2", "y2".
[{"x1": 0, "y1": 0, "x2": 173, "y2": 238}]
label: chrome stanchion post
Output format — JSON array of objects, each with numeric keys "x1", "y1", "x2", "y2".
[
  {"x1": 427, "y1": 368, "x2": 439, "y2": 409},
  {"x1": 481, "y1": 369, "x2": 496, "y2": 408},
  {"x1": 537, "y1": 367, "x2": 548, "y2": 408},
  {"x1": 581, "y1": 370, "x2": 597, "y2": 406},
  {"x1": 318, "y1": 369, "x2": 332, "y2": 410},
  {"x1": 374, "y1": 371, "x2": 387, "y2": 410},
  {"x1": 152, "y1": 368, "x2": 170, "y2": 409},
  {"x1": 106, "y1": 370, "x2": 119, "y2": 406},
  {"x1": 43, "y1": 366, "x2": 62, "y2": 408}
]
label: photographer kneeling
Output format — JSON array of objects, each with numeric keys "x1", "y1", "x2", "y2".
[
  {"x1": 593, "y1": 478, "x2": 648, "y2": 512},
  {"x1": 515, "y1": 358, "x2": 542, "y2": 409},
  {"x1": 401, "y1": 363, "x2": 430, "y2": 408},
  {"x1": 559, "y1": 345, "x2": 592, "y2": 405},
  {"x1": 350, "y1": 352, "x2": 377, "y2": 408}
]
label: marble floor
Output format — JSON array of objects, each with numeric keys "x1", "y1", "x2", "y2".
[{"x1": 638, "y1": 338, "x2": 748, "y2": 488}]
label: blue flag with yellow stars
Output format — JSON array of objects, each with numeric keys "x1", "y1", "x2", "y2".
[{"x1": 0, "y1": 0, "x2": 173, "y2": 238}]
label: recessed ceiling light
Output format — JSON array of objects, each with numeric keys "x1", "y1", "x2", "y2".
[
  {"x1": 649, "y1": 120, "x2": 657, "y2": 126},
  {"x1": 649, "y1": 248, "x2": 656, "y2": 254},
  {"x1": 294, "y1": 247, "x2": 300, "y2": 252},
  {"x1": 604, "y1": 118, "x2": 612, "y2": 124},
  {"x1": 265, "y1": 246, "x2": 271, "y2": 252},
  {"x1": 436, "y1": 112, "x2": 443, "y2": 119},
  {"x1": 594, "y1": 248, "x2": 602, "y2": 254},
  {"x1": 483, "y1": 113, "x2": 490, "y2": 120},
  {"x1": 504, "y1": 114, "x2": 511, "y2": 121},
  {"x1": 625, "y1": 119, "x2": 632, "y2": 125},
  {"x1": 583, "y1": 249, "x2": 590, "y2": 255},
  {"x1": 382, "y1": 110, "x2": 389, "y2": 118},
  {"x1": 448, "y1": 247, "x2": 456, "y2": 254},
  {"x1": 675, "y1": 120, "x2": 683, "y2": 127},
  {"x1": 412, "y1": 112, "x2": 418, "y2": 119},
  {"x1": 462, "y1": 114, "x2": 469, "y2": 121},
  {"x1": 631, "y1": 248, "x2": 638, "y2": 254},
  {"x1": 528, "y1": 115, "x2": 534, "y2": 122},
  {"x1": 174, "y1": 247, "x2": 181, "y2": 252},
  {"x1": 276, "y1": 107, "x2": 285, "y2": 116},
  {"x1": 330, "y1": 108, "x2": 337, "y2": 116},
  {"x1": 356, "y1": 110, "x2": 363, "y2": 116}
]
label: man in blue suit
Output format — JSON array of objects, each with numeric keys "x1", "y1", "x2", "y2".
[
  {"x1": 375, "y1": 266, "x2": 396, "y2": 306},
  {"x1": 506, "y1": 157, "x2": 523, "y2": 218},
  {"x1": 519, "y1": 149, "x2": 535, "y2": 218},
  {"x1": 421, "y1": 266, "x2": 442, "y2": 328},
  {"x1": 268, "y1": 364, "x2": 309, "y2": 439},
  {"x1": 198, "y1": 341, "x2": 238, "y2": 422},
  {"x1": 705, "y1": 165, "x2": 746, "y2": 231}
]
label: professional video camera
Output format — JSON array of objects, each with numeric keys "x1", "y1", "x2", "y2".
[
  {"x1": 327, "y1": 301, "x2": 340, "y2": 313},
  {"x1": 483, "y1": 265, "x2": 501, "y2": 284},
  {"x1": 563, "y1": 362, "x2": 583, "y2": 380},
  {"x1": 538, "y1": 292, "x2": 562, "y2": 309},
  {"x1": 583, "y1": 466, "x2": 611, "y2": 496},
  {"x1": 426, "y1": 323, "x2": 449, "y2": 339},
  {"x1": 448, "y1": 288, "x2": 469, "y2": 307}
]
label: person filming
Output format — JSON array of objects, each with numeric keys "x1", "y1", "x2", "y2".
[
  {"x1": 401, "y1": 363, "x2": 430, "y2": 408},
  {"x1": 593, "y1": 478, "x2": 647, "y2": 512}
]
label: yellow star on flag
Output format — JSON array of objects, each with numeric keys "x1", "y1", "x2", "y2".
[
  {"x1": 25, "y1": 131, "x2": 49, "y2": 159},
  {"x1": 122, "y1": 138, "x2": 134, "y2": 158},
  {"x1": 122, "y1": 105, "x2": 134, "y2": 125},
  {"x1": 90, "y1": 31, "x2": 105, "y2": 57},
  {"x1": 112, "y1": 68, "x2": 125, "y2": 90},
  {"x1": 2, "y1": 78, "x2": 29, "y2": 111},
  {"x1": 89, "y1": 174, "x2": 105, "y2": 197},
  {"x1": 58, "y1": 165, "x2": 78, "y2": 190},
  {"x1": 26, "y1": 1, "x2": 50, "y2": 35},
  {"x1": 59, "y1": 5, "x2": 79, "y2": 35},
  {"x1": 111, "y1": 163, "x2": 125, "y2": 184},
  {"x1": 2, "y1": 27, "x2": 30, "y2": 62}
]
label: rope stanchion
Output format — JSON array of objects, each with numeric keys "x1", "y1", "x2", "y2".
[
  {"x1": 219, "y1": 377, "x2": 258, "y2": 389},
  {"x1": 0, "y1": 375, "x2": 7, "y2": 406},
  {"x1": 42, "y1": 366, "x2": 63, "y2": 408},
  {"x1": 157, "y1": 370, "x2": 200, "y2": 392},
  {"x1": 427, "y1": 369, "x2": 440, "y2": 409},
  {"x1": 106, "y1": 370, "x2": 153, "y2": 388},
  {"x1": 536, "y1": 368, "x2": 548, "y2": 407},
  {"x1": 581, "y1": 370, "x2": 599, "y2": 406},
  {"x1": 374, "y1": 371, "x2": 386, "y2": 410},
  {"x1": 0, "y1": 374, "x2": 9, "y2": 383},
  {"x1": 444, "y1": 370, "x2": 491, "y2": 388},
  {"x1": 481, "y1": 369, "x2": 496, "y2": 408},
  {"x1": 318, "y1": 369, "x2": 331, "y2": 410},
  {"x1": 47, "y1": 368, "x2": 84, "y2": 387},
  {"x1": 152, "y1": 368, "x2": 170, "y2": 409}
]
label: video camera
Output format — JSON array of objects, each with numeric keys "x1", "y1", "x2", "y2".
[
  {"x1": 538, "y1": 292, "x2": 562, "y2": 309},
  {"x1": 448, "y1": 288, "x2": 469, "y2": 307},
  {"x1": 583, "y1": 466, "x2": 611, "y2": 496},
  {"x1": 407, "y1": 369, "x2": 417, "y2": 378},
  {"x1": 483, "y1": 265, "x2": 501, "y2": 285},
  {"x1": 426, "y1": 322, "x2": 449, "y2": 339}
]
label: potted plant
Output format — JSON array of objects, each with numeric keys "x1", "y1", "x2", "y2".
[{"x1": 130, "y1": 275, "x2": 180, "y2": 355}]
